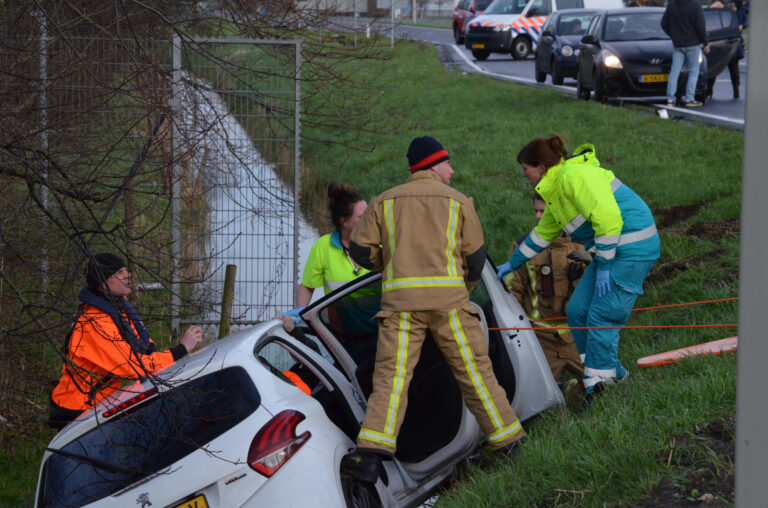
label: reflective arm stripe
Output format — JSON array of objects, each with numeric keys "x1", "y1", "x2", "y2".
[
  {"x1": 611, "y1": 178, "x2": 622, "y2": 192},
  {"x1": 383, "y1": 277, "x2": 465, "y2": 291},
  {"x1": 528, "y1": 230, "x2": 550, "y2": 249},
  {"x1": 595, "y1": 234, "x2": 619, "y2": 245},
  {"x1": 519, "y1": 241, "x2": 538, "y2": 259},
  {"x1": 563, "y1": 214, "x2": 587, "y2": 235},
  {"x1": 384, "y1": 199, "x2": 396, "y2": 281},
  {"x1": 445, "y1": 199, "x2": 460, "y2": 277},
  {"x1": 595, "y1": 248, "x2": 616, "y2": 261},
  {"x1": 618, "y1": 224, "x2": 658, "y2": 246}
]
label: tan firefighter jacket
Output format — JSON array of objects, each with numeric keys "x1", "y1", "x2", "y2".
[
  {"x1": 505, "y1": 234, "x2": 585, "y2": 343},
  {"x1": 350, "y1": 170, "x2": 486, "y2": 311}
]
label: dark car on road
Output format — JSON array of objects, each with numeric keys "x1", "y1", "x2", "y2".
[
  {"x1": 575, "y1": 7, "x2": 740, "y2": 104},
  {"x1": 535, "y1": 9, "x2": 600, "y2": 85},
  {"x1": 453, "y1": 0, "x2": 493, "y2": 44}
]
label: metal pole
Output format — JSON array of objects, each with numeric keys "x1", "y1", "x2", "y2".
[
  {"x1": 412, "y1": 0, "x2": 416, "y2": 24},
  {"x1": 171, "y1": 35, "x2": 182, "y2": 335},
  {"x1": 293, "y1": 41, "x2": 302, "y2": 307},
  {"x1": 354, "y1": 0, "x2": 359, "y2": 48},
  {"x1": 736, "y1": 1, "x2": 768, "y2": 504},
  {"x1": 37, "y1": 8, "x2": 49, "y2": 291},
  {"x1": 391, "y1": 0, "x2": 395, "y2": 48}
]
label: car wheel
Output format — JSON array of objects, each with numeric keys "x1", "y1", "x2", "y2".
[
  {"x1": 576, "y1": 72, "x2": 590, "y2": 100},
  {"x1": 453, "y1": 25, "x2": 464, "y2": 44},
  {"x1": 535, "y1": 60, "x2": 546, "y2": 83},
  {"x1": 551, "y1": 60, "x2": 564, "y2": 86},
  {"x1": 472, "y1": 49, "x2": 490, "y2": 61},
  {"x1": 342, "y1": 474, "x2": 381, "y2": 508},
  {"x1": 511, "y1": 36, "x2": 531, "y2": 60},
  {"x1": 593, "y1": 69, "x2": 607, "y2": 102}
]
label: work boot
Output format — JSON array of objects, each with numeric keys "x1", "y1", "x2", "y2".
[
  {"x1": 733, "y1": 85, "x2": 740, "y2": 99},
  {"x1": 340, "y1": 449, "x2": 384, "y2": 484},
  {"x1": 495, "y1": 436, "x2": 528, "y2": 458},
  {"x1": 561, "y1": 378, "x2": 586, "y2": 410},
  {"x1": 576, "y1": 382, "x2": 606, "y2": 414}
]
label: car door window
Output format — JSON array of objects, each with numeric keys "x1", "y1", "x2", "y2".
[
  {"x1": 527, "y1": 0, "x2": 551, "y2": 17},
  {"x1": 541, "y1": 14, "x2": 555, "y2": 34},
  {"x1": 586, "y1": 13, "x2": 600, "y2": 39}
]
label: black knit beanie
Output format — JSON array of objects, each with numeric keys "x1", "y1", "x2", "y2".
[
  {"x1": 407, "y1": 136, "x2": 450, "y2": 173},
  {"x1": 86, "y1": 253, "x2": 126, "y2": 290}
]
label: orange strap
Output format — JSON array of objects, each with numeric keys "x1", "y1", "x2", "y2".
[{"x1": 282, "y1": 370, "x2": 311, "y2": 395}]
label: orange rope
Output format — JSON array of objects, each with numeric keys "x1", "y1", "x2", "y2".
[
  {"x1": 534, "y1": 297, "x2": 739, "y2": 322},
  {"x1": 489, "y1": 324, "x2": 737, "y2": 331}
]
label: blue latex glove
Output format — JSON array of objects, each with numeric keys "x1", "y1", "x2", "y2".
[
  {"x1": 282, "y1": 306, "x2": 305, "y2": 324},
  {"x1": 595, "y1": 269, "x2": 611, "y2": 298},
  {"x1": 496, "y1": 261, "x2": 515, "y2": 281}
]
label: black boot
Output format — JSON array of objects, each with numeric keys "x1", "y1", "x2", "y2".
[
  {"x1": 733, "y1": 85, "x2": 740, "y2": 99},
  {"x1": 340, "y1": 449, "x2": 385, "y2": 484}
]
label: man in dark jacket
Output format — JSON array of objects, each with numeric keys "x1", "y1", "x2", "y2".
[{"x1": 661, "y1": 0, "x2": 710, "y2": 107}]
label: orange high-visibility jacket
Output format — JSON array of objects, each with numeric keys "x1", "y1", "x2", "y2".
[{"x1": 51, "y1": 303, "x2": 176, "y2": 412}]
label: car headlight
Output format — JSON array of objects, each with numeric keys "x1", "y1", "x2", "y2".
[
  {"x1": 602, "y1": 50, "x2": 623, "y2": 69},
  {"x1": 560, "y1": 45, "x2": 573, "y2": 57},
  {"x1": 494, "y1": 24, "x2": 511, "y2": 32}
]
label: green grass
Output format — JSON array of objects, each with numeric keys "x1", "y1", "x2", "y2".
[
  {"x1": 5, "y1": 37, "x2": 741, "y2": 507},
  {"x1": 299, "y1": 39, "x2": 741, "y2": 507}
]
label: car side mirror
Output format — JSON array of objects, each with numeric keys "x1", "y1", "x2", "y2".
[
  {"x1": 542, "y1": 29, "x2": 553, "y2": 37},
  {"x1": 581, "y1": 34, "x2": 595, "y2": 45}
]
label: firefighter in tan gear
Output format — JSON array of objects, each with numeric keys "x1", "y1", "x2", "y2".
[
  {"x1": 503, "y1": 193, "x2": 587, "y2": 385},
  {"x1": 341, "y1": 136, "x2": 526, "y2": 483}
]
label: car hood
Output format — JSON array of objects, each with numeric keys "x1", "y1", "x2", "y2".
[
  {"x1": 601, "y1": 39, "x2": 672, "y2": 59},
  {"x1": 556, "y1": 35, "x2": 583, "y2": 45}
]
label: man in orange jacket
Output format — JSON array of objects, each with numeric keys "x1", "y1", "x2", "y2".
[{"x1": 49, "y1": 253, "x2": 203, "y2": 430}]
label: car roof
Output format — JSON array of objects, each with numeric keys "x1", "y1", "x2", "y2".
[{"x1": 554, "y1": 8, "x2": 601, "y2": 15}]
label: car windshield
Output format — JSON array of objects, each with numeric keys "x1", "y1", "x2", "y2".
[
  {"x1": 477, "y1": 0, "x2": 493, "y2": 9},
  {"x1": 604, "y1": 12, "x2": 669, "y2": 42},
  {"x1": 39, "y1": 367, "x2": 261, "y2": 508},
  {"x1": 484, "y1": 0, "x2": 528, "y2": 16},
  {"x1": 556, "y1": 13, "x2": 595, "y2": 36}
]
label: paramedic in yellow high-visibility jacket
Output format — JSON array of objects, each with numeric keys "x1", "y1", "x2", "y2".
[
  {"x1": 497, "y1": 135, "x2": 660, "y2": 399},
  {"x1": 340, "y1": 135, "x2": 526, "y2": 484}
]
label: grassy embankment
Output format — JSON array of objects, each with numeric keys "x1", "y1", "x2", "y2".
[
  {"x1": 299, "y1": 40, "x2": 741, "y2": 507},
  {"x1": 2, "y1": 37, "x2": 741, "y2": 507}
]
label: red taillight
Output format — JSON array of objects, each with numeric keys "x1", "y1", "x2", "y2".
[
  {"x1": 248, "y1": 410, "x2": 311, "y2": 477},
  {"x1": 102, "y1": 386, "x2": 158, "y2": 418}
]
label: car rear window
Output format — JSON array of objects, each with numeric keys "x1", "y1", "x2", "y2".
[{"x1": 39, "y1": 366, "x2": 260, "y2": 508}]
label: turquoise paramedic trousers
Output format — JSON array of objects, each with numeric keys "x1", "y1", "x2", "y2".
[{"x1": 567, "y1": 259, "x2": 656, "y2": 393}]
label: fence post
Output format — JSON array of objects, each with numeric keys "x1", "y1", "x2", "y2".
[{"x1": 218, "y1": 264, "x2": 237, "y2": 339}]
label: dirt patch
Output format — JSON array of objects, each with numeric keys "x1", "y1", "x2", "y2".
[
  {"x1": 654, "y1": 204, "x2": 705, "y2": 230},
  {"x1": 629, "y1": 418, "x2": 735, "y2": 507},
  {"x1": 686, "y1": 220, "x2": 740, "y2": 241},
  {"x1": 645, "y1": 247, "x2": 726, "y2": 284}
]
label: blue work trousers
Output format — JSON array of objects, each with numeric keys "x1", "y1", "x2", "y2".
[
  {"x1": 667, "y1": 45, "x2": 701, "y2": 103},
  {"x1": 567, "y1": 259, "x2": 656, "y2": 393}
]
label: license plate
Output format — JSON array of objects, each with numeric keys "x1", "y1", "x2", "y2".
[
  {"x1": 639, "y1": 73, "x2": 668, "y2": 83},
  {"x1": 472, "y1": 43, "x2": 485, "y2": 49},
  {"x1": 174, "y1": 494, "x2": 209, "y2": 508}
]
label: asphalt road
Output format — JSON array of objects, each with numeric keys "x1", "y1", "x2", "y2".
[{"x1": 386, "y1": 22, "x2": 746, "y2": 129}]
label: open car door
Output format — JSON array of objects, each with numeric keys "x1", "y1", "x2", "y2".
[{"x1": 703, "y1": 7, "x2": 742, "y2": 80}]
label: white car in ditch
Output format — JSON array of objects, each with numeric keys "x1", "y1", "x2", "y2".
[{"x1": 35, "y1": 260, "x2": 563, "y2": 507}]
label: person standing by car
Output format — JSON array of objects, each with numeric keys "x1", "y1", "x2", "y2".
[
  {"x1": 49, "y1": 253, "x2": 204, "y2": 430},
  {"x1": 497, "y1": 135, "x2": 659, "y2": 400},
  {"x1": 661, "y1": 0, "x2": 710, "y2": 107},
  {"x1": 707, "y1": 0, "x2": 746, "y2": 99},
  {"x1": 502, "y1": 193, "x2": 586, "y2": 393},
  {"x1": 341, "y1": 136, "x2": 526, "y2": 484},
  {"x1": 282, "y1": 183, "x2": 369, "y2": 321}
]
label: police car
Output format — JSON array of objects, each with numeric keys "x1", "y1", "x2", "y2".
[{"x1": 464, "y1": 0, "x2": 622, "y2": 61}]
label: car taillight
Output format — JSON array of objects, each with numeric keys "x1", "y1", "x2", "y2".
[
  {"x1": 248, "y1": 410, "x2": 310, "y2": 477},
  {"x1": 102, "y1": 386, "x2": 158, "y2": 418}
]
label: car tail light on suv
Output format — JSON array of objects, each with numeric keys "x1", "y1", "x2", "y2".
[{"x1": 248, "y1": 410, "x2": 310, "y2": 477}]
